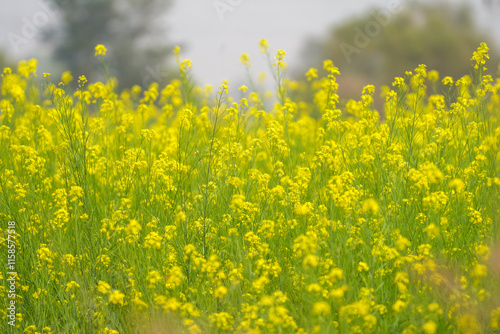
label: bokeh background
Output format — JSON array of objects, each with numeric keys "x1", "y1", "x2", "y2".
[{"x1": 1, "y1": 0, "x2": 500, "y2": 99}]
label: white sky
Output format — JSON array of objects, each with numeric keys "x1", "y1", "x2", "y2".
[{"x1": 1, "y1": 0, "x2": 500, "y2": 87}]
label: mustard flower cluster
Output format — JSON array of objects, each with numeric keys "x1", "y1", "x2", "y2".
[{"x1": 1, "y1": 43, "x2": 500, "y2": 333}]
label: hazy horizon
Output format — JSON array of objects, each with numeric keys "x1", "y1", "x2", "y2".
[{"x1": 1, "y1": 0, "x2": 500, "y2": 87}]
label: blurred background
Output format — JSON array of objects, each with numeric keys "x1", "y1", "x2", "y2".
[{"x1": 1, "y1": 0, "x2": 500, "y2": 98}]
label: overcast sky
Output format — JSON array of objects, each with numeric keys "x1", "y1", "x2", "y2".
[{"x1": 1, "y1": 0, "x2": 500, "y2": 87}]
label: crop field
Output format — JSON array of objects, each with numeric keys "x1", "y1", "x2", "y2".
[{"x1": 1, "y1": 42, "x2": 500, "y2": 333}]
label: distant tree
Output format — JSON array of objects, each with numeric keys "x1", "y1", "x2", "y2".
[
  {"x1": 0, "y1": 51, "x2": 13, "y2": 70},
  {"x1": 44, "y1": 0, "x2": 173, "y2": 89},
  {"x1": 482, "y1": 0, "x2": 500, "y2": 7},
  {"x1": 297, "y1": 2, "x2": 500, "y2": 101}
]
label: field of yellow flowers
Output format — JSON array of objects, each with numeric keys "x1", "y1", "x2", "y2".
[{"x1": 1, "y1": 42, "x2": 500, "y2": 333}]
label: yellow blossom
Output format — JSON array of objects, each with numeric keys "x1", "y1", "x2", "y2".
[
  {"x1": 108, "y1": 290, "x2": 125, "y2": 306},
  {"x1": 422, "y1": 321, "x2": 437, "y2": 334},
  {"x1": 392, "y1": 300, "x2": 408, "y2": 313},
  {"x1": 357, "y1": 261, "x2": 370, "y2": 272},
  {"x1": 312, "y1": 301, "x2": 331, "y2": 316},
  {"x1": 65, "y1": 281, "x2": 80, "y2": 292},
  {"x1": 61, "y1": 71, "x2": 73, "y2": 85},
  {"x1": 95, "y1": 44, "x2": 107, "y2": 56},
  {"x1": 240, "y1": 53, "x2": 250, "y2": 65},
  {"x1": 97, "y1": 281, "x2": 111, "y2": 294},
  {"x1": 214, "y1": 285, "x2": 228, "y2": 299},
  {"x1": 259, "y1": 39, "x2": 269, "y2": 53}
]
